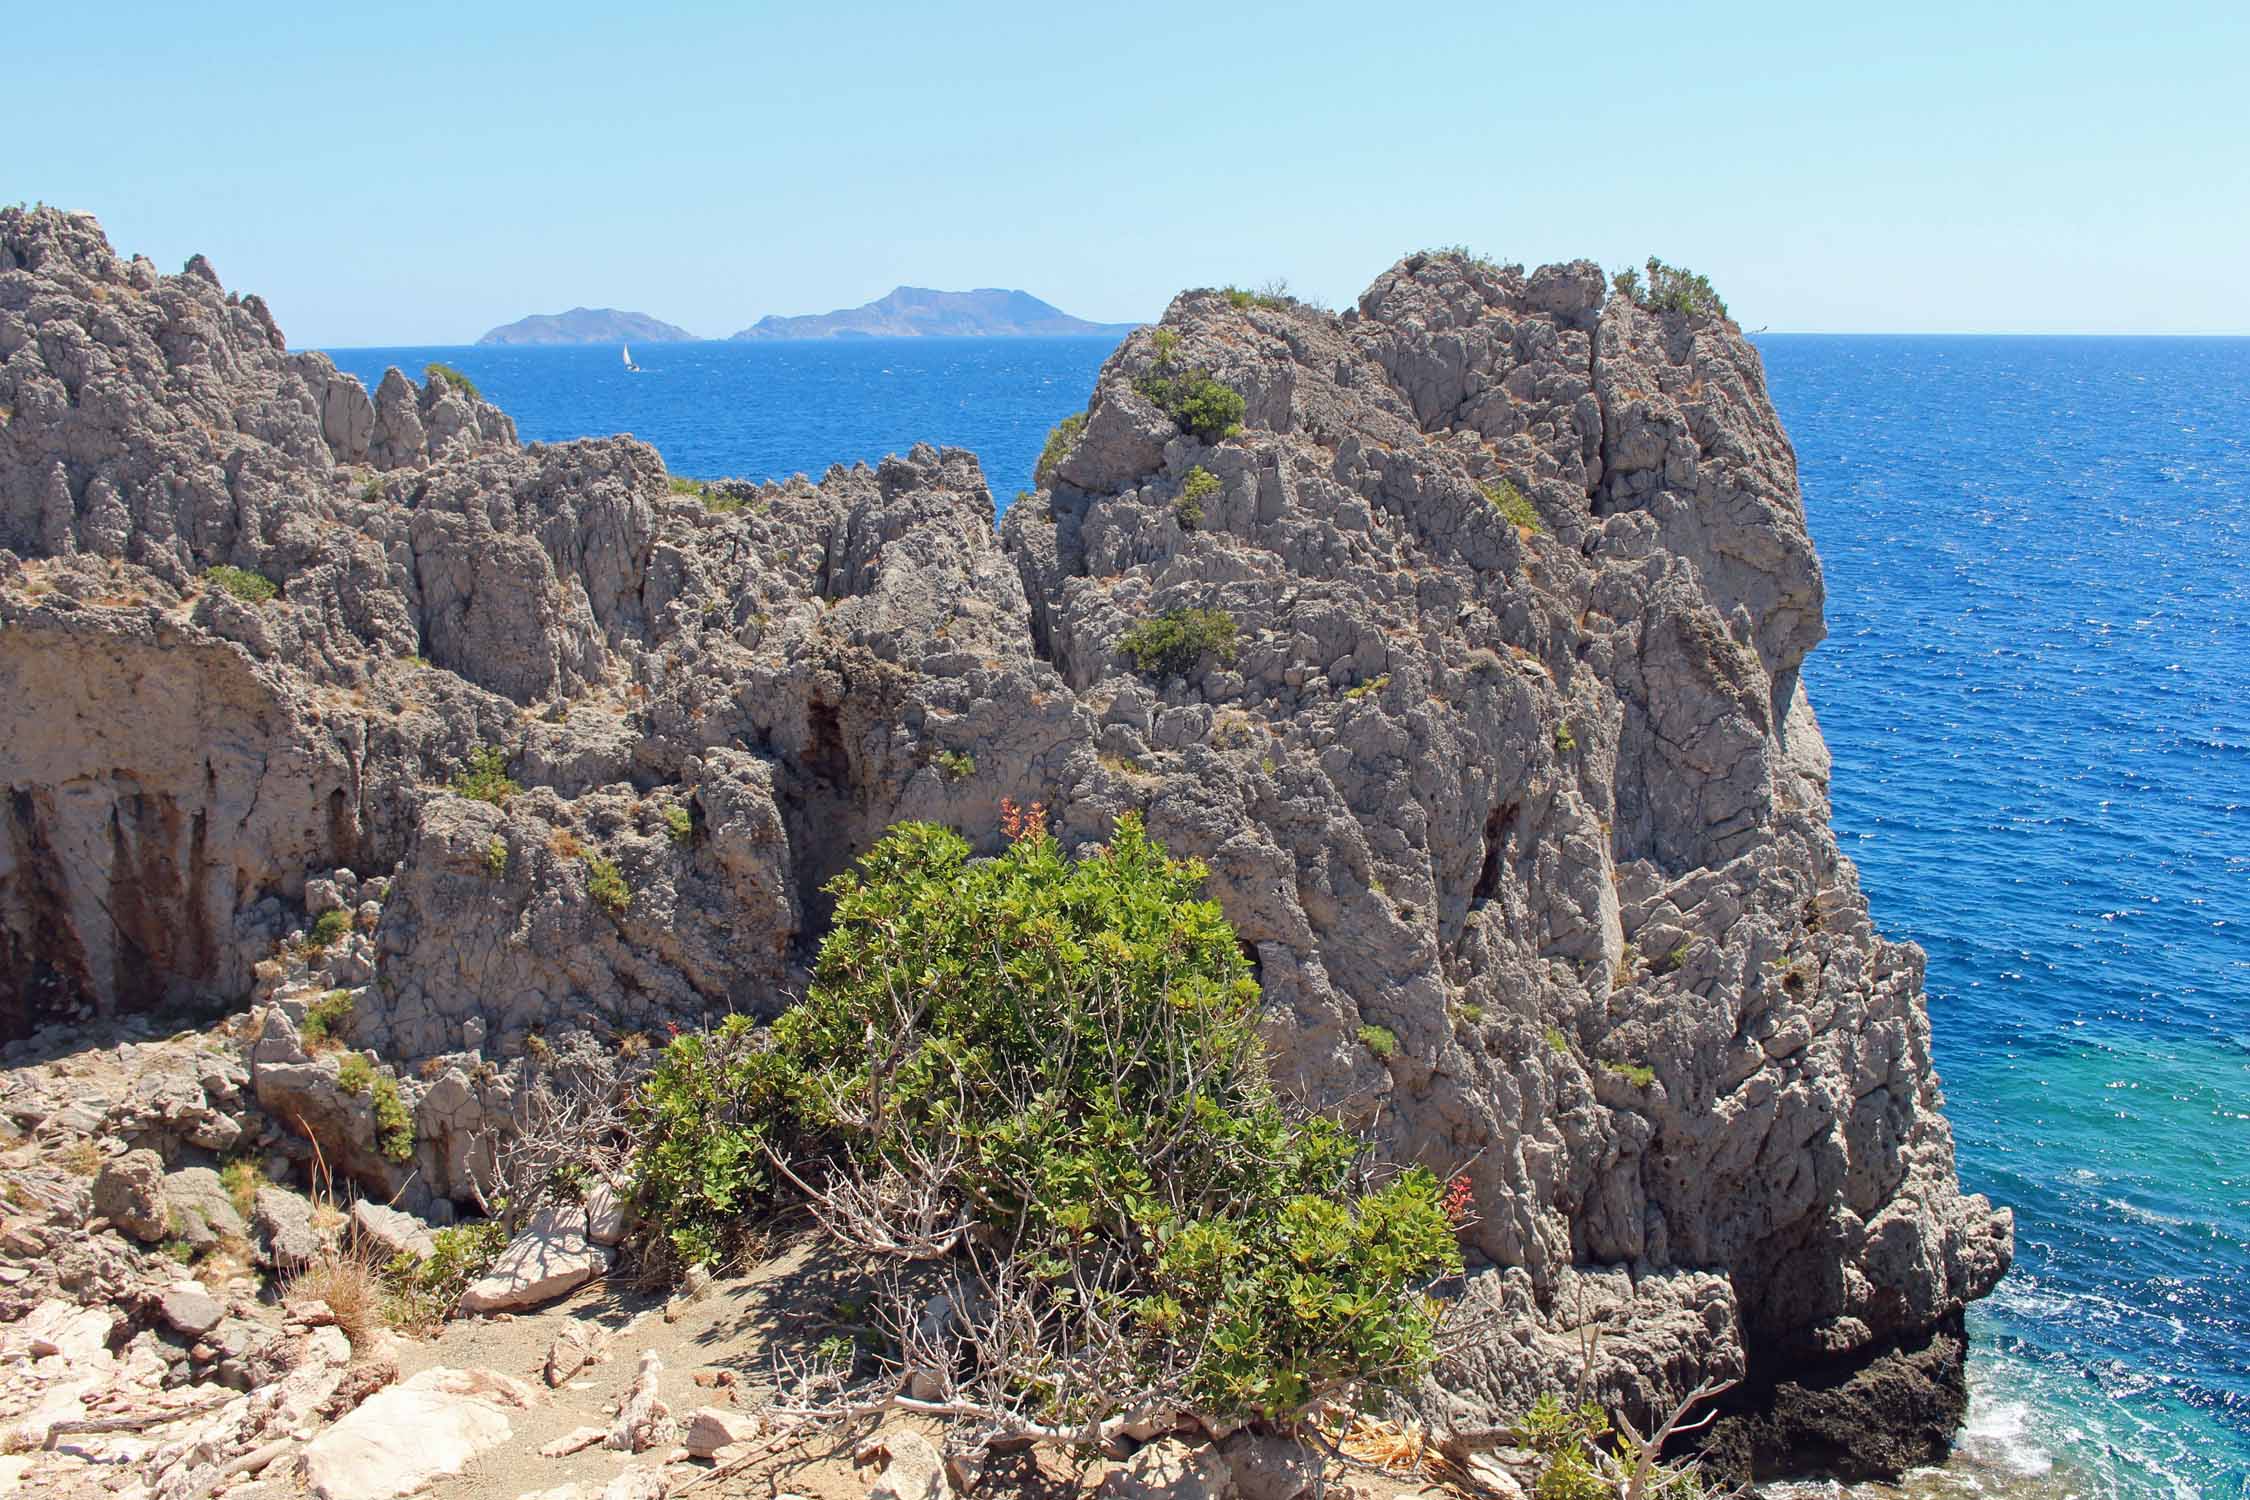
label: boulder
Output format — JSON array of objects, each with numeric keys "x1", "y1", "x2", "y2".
[
  {"x1": 683, "y1": 1405, "x2": 762, "y2": 1458},
  {"x1": 156, "y1": 1281, "x2": 225, "y2": 1339},
  {"x1": 164, "y1": 1166, "x2": 249, "y2": 1248},
  {"x1": 90, "y1": 1148, "x2": 167, "y2": 1241},
  {"x1": 1217, "y1": 1434, "x2": 1320, "y2": 1500},
  {"x1": 866, "y1": 1430, "x2": 945, "y2": 1500},
  {"x1": 583, "y1": 1181, "x2": 625, "y2": 1246},
  {"x1": 252, "y1": 1185, "x2": 322, "y2": 1270},
  {"x1": 300, "y1": 1369, "x2": 520, "y2": 1500},
  {"x1": 1100, "y1": 1438, "x2": 1236, "y2": 1500},
  {"x1": 350, "y1": 1199, "x2": 435, "y2": 1263},
  {"x1": 458, "y1": 1204, "x2": 608, "y2": 1313}
]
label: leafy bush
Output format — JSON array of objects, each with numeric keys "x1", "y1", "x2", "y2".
[
  {"x1": 1117, "y1": 607, "x2": 1239, "y2": 678},
  {"x1": 1357, "y1": 1023, "x2": 1399, "y2": 1059},
  {"x1": 1344, "y1": 673, "x2": 1389, "y2": 701},
  {"x1": 302, "y1": 989, "x2": 354, "y2": 1047},
  {"x1": 934, "y1": 749, "x2": 977, "y2": 781},
  {"x1": 484, "y1": 836, "x2": 509, "y2": 877},
  {"x1": 448, "y1": 745, "x2": 517, "y2": 805},
  {"x1": 1034, "y1": 412, "x2": 1085, "y2": 487},
  {"x1": 299, "y1": 908, "x2": 352, "y2": 958},
  {"x1": 337, "y1": 1051, "x2": 375, "y2": 1097},
  {"x1": 1603, "y1": 1060, "x2": 1656, "y2": 1089},
  {"x1": 1221, "y1": 280, "x2": 1293, "y2": 311},
  {"x1": 1174, "y1": 465, "x2": 1220, "y2": 531},
  {"x1": 1554, "y1": 722, "x2": 1578, "y2": 755},
  {"x1": 204, "y1": 564, "x2": 278, "y2": 604},
  {"x1": 1481, "y1": 478, "x2": 1543, "y2": 533},
  {"x1": 628, "y1": 814, "x2": 1459, "y2": 1428},
  {"x1": 584, "y1": 852, "x2": 630, "y2": 915},
  {"x1": 384, "y1": 1218, "x2": 507, "y2": 1328},
  {"x1": 1136, "y1": 368, "x2": 1245, "y2": 444},
  {"x1": 372, "y1": 1073, "x2": 414, "y2": 1161},
  {"x1": 663, "y1": 804, "x2": 693, "y2": 846},
  {"x1": 424, "y1": 362, "x2": 481, "y2": 400},
  {"x1": 1616, "y1": 258, "x2": 1729, "y2": 321}
]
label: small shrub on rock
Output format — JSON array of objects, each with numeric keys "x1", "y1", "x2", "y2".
[
  {"x1": 1117, "y1": 607, "x2": 1238, "y2": 679},
  {"x1": 933, "y1": 749, "x2": 976, "y2": 781},
  {"x1": 337, "y1": 1051, "x2": 375, "y2": 1096},
  {"x1": 1174, "y1": 465, "x2": 1220, "y2": 530},
  {"x1": 203, "y1": 564, "x2": 278, "y2": 604},
  {"x1": 371, "y1": 1074, "x2": 414, "y2": 1162},
  {"x1": 1034, "y1": 411, "x2": 1086, "y2": 487},
  {"x1": 384, "y1": 1218, "x2": 507, "y2": 1329},
  {"x1": 1357, "y1": 1023, "x2": 1399, "y2": 1059},
  {"x1": 483, "y1": 836, "x2": 509, "y2": 877},
  {"x1": 1136, "y1": 366, "x2": 1246, "y2": 443},
  {"x1": 448, "y1": 745, "x2": 518, "y2": 805},
  {"x1": 298, "y1": 908, "x2": 351, "y2": 959},
  {"x1": 424, "y1": 361, "x2": 481, "y2": 400},
  {"x1": 663, "y1": 804, "x2": 693, "y2": 846},
  {"x1": 1481, "y1": 478, "x2": 1543, "y2": 533},
  {"x1": 302, "y1": 989, "x2": 354, "y2": 1048},
  {"x1": 584, "y1": 852, "x2": 630, "y2": 915}
]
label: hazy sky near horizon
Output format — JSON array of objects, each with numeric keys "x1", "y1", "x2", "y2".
[{"x1": 16, "y1": 0, "x2": 2249, "y2": 345}]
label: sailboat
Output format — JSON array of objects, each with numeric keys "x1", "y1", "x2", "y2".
[{"x1": 622, "y1": 344, "x2": 640, "y2": 372}]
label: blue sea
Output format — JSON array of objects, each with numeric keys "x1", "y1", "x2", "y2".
[{"x1": 324, "y1": 334, "x2": 2250, "y2": 1499}]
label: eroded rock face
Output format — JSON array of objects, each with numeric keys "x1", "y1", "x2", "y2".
[{"x1": 0, "y1": 209, "x2": 2008, "y2": 1479}]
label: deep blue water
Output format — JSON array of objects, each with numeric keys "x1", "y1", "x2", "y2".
[
  {"x1": 323, "y1": 337, "x2": 1116, "y2": 504},
  {"x1": 323, "y1": 333, "x2": 2250, "y2": 1498}
]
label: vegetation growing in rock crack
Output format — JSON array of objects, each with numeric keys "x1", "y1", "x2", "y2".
[
  {"x1": 584, "y1": 852, "x2": 630, "y2": 915},
  {"x1": 1034, "y1": 411, "x2": 1085, "y2": 486},
  {"x1": 1117, "y1": 606, "x2": 1239, "y2": 679},
  {"x1": 483, "y1": 835, "x2": 510, "y2": 876},
  {"x1": 663, "y1": 804, "x2": 694, "y2": 846},
  {"x1": 384, "y1": 1219, "x2": 507, "y2": 1328},
  {"x1": 299, "y1": 908, "x2": 351, "y2": 957},
  {"x1": 1136, "y1": 336, "x2": 1245, "y2": 443},
  {"x1": 448, "y1": 745, "x2": 518, "y2": 805},
  {"x1": 203, "y1": 563, "x2": 278, "y2": 604},
  {"x1": 627, "y1": 808, "x2": 1460, "y2": 1442},
  {"x1": 1482, "y1": 477, "x2": 1543, "y2": 533},
  {"x1": 423, "y1": 361, "x2": 481, "y2": 400},
  {"x1": 301, "y1": 989, "x2": 353, "y2": 1047},
  {"x1": 933, "y1": 749, "x2": 977, "y2": 781},
  {"x1": 1175, "y1": 465, "x2": 1220, "y2": 530},
  {"x1": 1357, "y1": 1023, "x2": 1399, "y2": 1059}
]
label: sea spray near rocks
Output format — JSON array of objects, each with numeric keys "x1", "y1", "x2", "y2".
[{"x1": 0, "y1": 207, "x2": 2010, "y2": 1480}]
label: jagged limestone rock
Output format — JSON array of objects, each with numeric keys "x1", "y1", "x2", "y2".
[{"x1": 0, "y1": 207, "x2": 2009, "y2": 1480}]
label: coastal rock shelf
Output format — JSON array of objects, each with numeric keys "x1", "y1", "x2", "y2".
[{"x1": 0, "y1": 207, "x2": 2010, "y2": 1481}]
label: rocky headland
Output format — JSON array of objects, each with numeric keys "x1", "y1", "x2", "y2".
[{"x1": 0, "y1": 207, "x2": 2009, "y2": 1499}]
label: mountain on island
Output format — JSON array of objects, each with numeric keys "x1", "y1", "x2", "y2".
[
  {"x1": 477, "y1": 307, "x2": 697, "y2": 345},
  {"x1": 730, "y1": 286, "x2": 1139, "y2": 340}
]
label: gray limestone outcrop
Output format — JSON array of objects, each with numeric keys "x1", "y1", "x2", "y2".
[{"x1": 0, "y1": 210, "x2": 2009, "y2": 1482}]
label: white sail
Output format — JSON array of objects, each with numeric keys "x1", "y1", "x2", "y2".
[{"x1": 621, "y1": 345, "x2": 632, "y2": 368}]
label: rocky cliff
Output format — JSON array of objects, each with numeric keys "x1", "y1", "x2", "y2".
[{"x1": 0, "y1": 208, "x2": 2010, "y2": 1481}]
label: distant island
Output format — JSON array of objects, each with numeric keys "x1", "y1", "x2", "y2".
[
  {"x1": 730, "y1": 286, "x2": 1139, "y2": 341},
  {"x1": 477, "y1": 307, "x2": 697, "y2": 346}
]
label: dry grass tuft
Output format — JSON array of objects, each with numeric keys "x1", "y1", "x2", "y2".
[{"x1": 281, "y1": 1245, "x2": 387, "y2": 1348}]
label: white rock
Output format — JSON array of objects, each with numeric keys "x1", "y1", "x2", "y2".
[
  {"x1": 683, "y1": 1405, "x2": 762, "y2": 1458},
  {"x1": 457, "y1": 1206, "x2": 608, "y2": 1314},
  {"x1": 867, "y1": 1430, "x2": 945, "y2": 1500},
  {"x1": 583, "y1": 1182, "x2": 625, "y2": 1246},
  {"x1": 300, "y1": 1369, "x2": 522, "y2": 1500}
]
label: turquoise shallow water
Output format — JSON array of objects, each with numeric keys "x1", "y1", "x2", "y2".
[{"x1": 324, "y1": 332, "x2": 2250, "y2": 1497}]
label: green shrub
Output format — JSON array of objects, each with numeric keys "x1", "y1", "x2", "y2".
[
  {"x1": 628, "y1": 814, "x2": 1459, "y2": 1424},
  {"x1": 1151, "y1": 328, "x2": 1180, "y2": 362},
  {"x1": 584, "y1": 853, "x2": 629, "y2": 915},
  {"x1": 424, "y1": 362, "x2": 481, "y2": 400},
  {"x1": 337, "y1": 1052, "x2": 375, "y2": 1097},
  {"x1": 448, "y1": 746, "x2": 518, "y2": 805},
  {"x1": 1344, "y1": 673, "x2": 1389, "y2": 701},
  {"x1": 299, "y1": 908, "x2": 351, "y2": 958},
  {"x1": 1603, "y1": 1060, "x2": 1656, "y2": 1089},
  {"x1": 372, "y1": 1074, "x2": 414, "y2": 1162},
  {"x1": 1357, "y1": 1023, "x2": 1399, "y2": 1059},
  {"x1": 1220, "y1": 280, "x2": 1292, "y2": 311},
  {"x1": 933, "y1": 749, "x2": 977, "y2": 781},
  {"x1": 1117, "y1": 607, "x2": 1239, "y2": 678},
  {"x1": 1136, "y1": 367, "x2": 1245, "y2": 444},
  {"x1": 384, "y1": 1218, "x2": 507, "y2": 1327},
  {"x1": 1618, "y1": 258, "x2": 1729, "y2": 320},
  {"x1": 204, "y1": 564, "x2": 278, "y2": 604},
  {"x1": 220, "y1": 1158, "x2": 264, "y2": 1218},
  {"x1": 483, "y1": 836, "x2": 509, "y2": 877},
  {"x1": 663, "y1": 804, "x2": 693, "y2": 846},
  {"x1": 302, "y1": 989, "x2": 354, "y2": 1047},
  {"x1": 1174, "y1": 465, "x2": 1220, "y2": 531},
  {"x1": 1034, "y1": 411, "x2": 1085, "y2": 486},
  {"x1": 1481, "y1": 478, "x2": 1543, "y2": 533},
  {"x1": 1554, "y1": 722, "x2": 1577, "y2": 755},
  {"x1": 1544, "y1": 1025, "x2": 1570, "y2": 1056}
]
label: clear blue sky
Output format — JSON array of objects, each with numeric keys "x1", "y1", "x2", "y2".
[{"x1": 15, "y1": 1, "x2": 2248, "y2": 345}]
